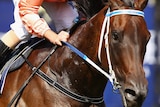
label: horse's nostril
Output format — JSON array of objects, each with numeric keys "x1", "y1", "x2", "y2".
[
  {"x1": 125, "y1": 89, "x2": 136, "y2": 100},
  {"x1": 125, "y1": 89, "x2": 136, "y2": 96}
]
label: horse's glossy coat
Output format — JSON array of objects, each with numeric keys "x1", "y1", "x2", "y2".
[{"x1": 0, "y1": 0, "x2": 150, "y2": 107}]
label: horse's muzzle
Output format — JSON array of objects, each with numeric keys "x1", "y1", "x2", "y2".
[{"x1": 123, "y1": 79, "x2": 148, "y2": 107}]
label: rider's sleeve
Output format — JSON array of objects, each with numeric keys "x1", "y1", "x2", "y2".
[{"x1": 19, "y1": 0, "x2": 50, "y2": 37}]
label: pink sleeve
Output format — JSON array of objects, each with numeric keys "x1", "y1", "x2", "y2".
[{"x1": 19, "y1": 0, "x2": 50, "y2": 37}]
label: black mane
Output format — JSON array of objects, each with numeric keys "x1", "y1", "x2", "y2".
[
  {"x1": 75, "y1": 0, "x2": 136, "y2": 19},
  {"x1": 75, "y1": 0, "x2": 106, "y2": 18}
]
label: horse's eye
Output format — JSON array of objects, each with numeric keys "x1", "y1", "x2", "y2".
[{"x1": 112, "y1": 31, "x2": 119, "y2": 40}]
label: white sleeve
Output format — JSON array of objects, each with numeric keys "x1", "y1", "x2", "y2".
[{"x1": 10, "y1": 0, "x2": 31, "y2": 40}]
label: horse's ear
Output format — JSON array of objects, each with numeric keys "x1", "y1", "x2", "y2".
[
  {"x1": 108, "y1": 0, "x2": 124, "y2": 10},
  {"x1": 134, "y1": 0, "x2": 148, "y2": 10}
]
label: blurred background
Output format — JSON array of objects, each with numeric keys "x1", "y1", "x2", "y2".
[{"x1": 0, "y1": 0, "x2": 159, "y2": 107}]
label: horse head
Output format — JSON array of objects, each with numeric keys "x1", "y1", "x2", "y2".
[{"x1": 103, "y1": 0, "x2": 150, "y2": 106}]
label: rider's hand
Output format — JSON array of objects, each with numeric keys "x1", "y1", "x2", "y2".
[
  {"x1": 55, "y1": 31, "x2": 69, "y2": 46},
  {"x1": 44, "y1": 29, "x2": 69, "y2": 46}
]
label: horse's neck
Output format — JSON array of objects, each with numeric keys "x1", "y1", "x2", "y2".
[{"x1": 48, "y1": 5, "x2": 109, "y2": 98}]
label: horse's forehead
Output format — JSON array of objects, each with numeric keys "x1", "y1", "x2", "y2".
[
  {"x1": 111, "y1": 15, "x2": 146, "y2": 32},
  {"x1": 111, "y1": 15, "x2": 129, "y2": 29}
]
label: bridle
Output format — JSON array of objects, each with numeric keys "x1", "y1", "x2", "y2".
[{"x1": 98, "y1": 7, "x2": 144, "y2": 90}]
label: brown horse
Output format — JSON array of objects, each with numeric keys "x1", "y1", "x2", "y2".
[{"x1": 0, "y1": 0, "x2": 150, "y2": 106}]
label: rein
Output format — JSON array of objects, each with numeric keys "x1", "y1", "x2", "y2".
[
  {"x1": 98, "y1": 8, "x2": 144, "y2": 90},
  {"x1": 62, "y1": 41, "x2": 117, "y2": 87},
  {"x1": 8, "y1": 44, "x2": 58, "y2": 107},
  {"x1": 8, "y1": 43, "x2": 104, "y2": 106}
]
